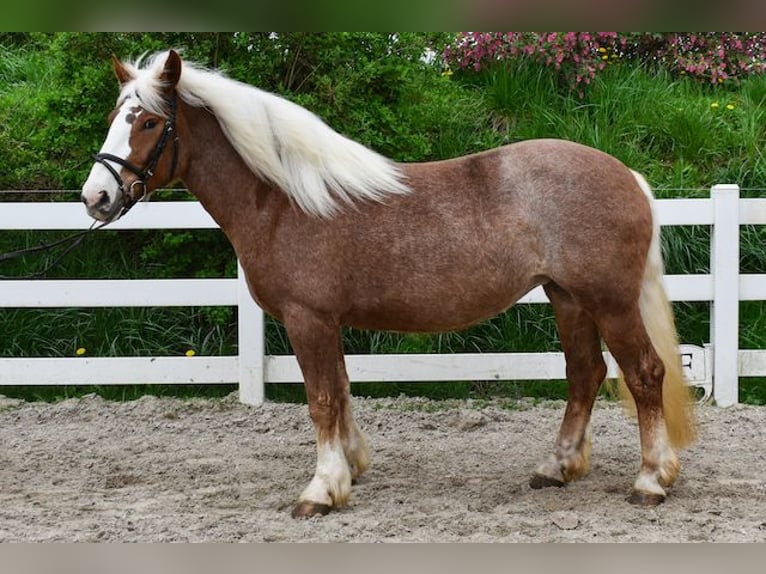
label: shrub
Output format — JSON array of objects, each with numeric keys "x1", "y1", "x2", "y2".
[{"x1": 444, "y1": 33, "x2": 766, "y2": 93}]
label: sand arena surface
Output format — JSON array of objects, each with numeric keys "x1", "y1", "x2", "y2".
[{"x1": 0, "y1": 393, "x2": 764, "y2": 542}]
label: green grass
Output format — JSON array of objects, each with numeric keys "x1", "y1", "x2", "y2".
[
  {"x1": 0, "y1": 307, "x2": 236, "y2": 358},
  {"x1": 740, "y1": 379, "x2": 766, "y2": 405},
  {"x1": 468, "y1": 62, "x2": 766, "y2": 189},
  {"x1": 0, "y1": 46, "x2": 65, "y2": 189}
]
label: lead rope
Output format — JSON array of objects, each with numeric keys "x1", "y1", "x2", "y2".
[{"x1": 0, "y1": 219, "x2": 112, "y2": 279}]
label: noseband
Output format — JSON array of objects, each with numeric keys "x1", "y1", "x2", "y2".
[{"x1": 93, "y1": 94, "x2": 179, "y2": 218}]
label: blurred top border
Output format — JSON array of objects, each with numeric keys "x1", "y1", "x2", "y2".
[{"x1": 4, "y1": 0, "x2": 766, "y2": 31}]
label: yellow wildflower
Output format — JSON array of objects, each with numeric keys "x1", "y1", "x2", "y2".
[
  {"x1": 185, "y1": 349, "x2": 196, "y2": 357},
  {"x1": 726, "y1": 103, "x2": 735, "y2": 110},
  {"x1": 76, "y1": 347, "x2": 86, "y2": 356},
  {"x1": 711, "y1": 102, "x2": 720, "y2": 109}
]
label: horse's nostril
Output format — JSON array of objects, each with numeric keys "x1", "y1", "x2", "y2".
[
  {"x1": 82, "y1": 190, "x2": 111, "y2": 209},
  {"x1": 96, "y1": 190, "x2": 110, "y2": 207}
]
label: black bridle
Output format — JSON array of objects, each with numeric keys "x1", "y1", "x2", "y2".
[{"x1": 92, "y1": 94, "x2": 180, "y2": 219}]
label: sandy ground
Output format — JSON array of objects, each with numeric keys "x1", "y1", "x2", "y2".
[{"x1": 0, "y1": 392, "x2": 764, "y2": 542}]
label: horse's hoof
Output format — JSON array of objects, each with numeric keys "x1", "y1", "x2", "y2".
[
  {"x1": 291, "y1": 501, "x2": 332, "y2": 519},
  {"x1": 627, "y1": 490, "x2": 666, "y2": 506},
  {"x1": 529, "y1": 474, "x2": 565, "y2": 489}
]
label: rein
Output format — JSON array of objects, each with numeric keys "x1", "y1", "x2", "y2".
[
  {"x1": 0, "y1": 219, "x2": 112, "y2": 279},
  {"x1": 93, "y1": 93, "x2": 179, "y2": 219}
]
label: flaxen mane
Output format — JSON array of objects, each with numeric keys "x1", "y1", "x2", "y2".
[{"x1": 118, "y1": 51, "x2": 410, "y2": 217}]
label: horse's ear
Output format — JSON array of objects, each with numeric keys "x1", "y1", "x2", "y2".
[
  {"x1": 160, "y1": 50, "x2": 182, "y2": 90},
  {"x1": 112, "y1": 55, "x2": 133, "y2": 86}
]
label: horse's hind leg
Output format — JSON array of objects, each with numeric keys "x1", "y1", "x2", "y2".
[
  {"x1": 336, "y1": 339, "x2": 370, "y2": 481},
  {"x1": 596, "y1": 308, "x2": 680, "y2": 505},
  {"x1": 531, "y1": 282, "x2": 607, "y2": 488},
  {"x1": 283, "y1": 309, "x2": 369, "y2": 518}
]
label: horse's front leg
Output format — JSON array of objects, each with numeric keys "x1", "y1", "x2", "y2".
[{"x1": 284, "y1": 308, "x2": 369, "y2": 518}]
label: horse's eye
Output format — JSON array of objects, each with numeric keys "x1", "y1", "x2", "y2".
[{"x1": 143, "y1": 119, "x2": 158, "y2": 130}]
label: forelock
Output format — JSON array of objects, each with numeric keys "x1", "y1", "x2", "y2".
[{"x1": 116, "y1": 52, "x2": 174, "y2": 117}]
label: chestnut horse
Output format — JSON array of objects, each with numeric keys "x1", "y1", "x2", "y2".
[{"x1": 81, "y1": 50, "x2": 695, "y2": 518}]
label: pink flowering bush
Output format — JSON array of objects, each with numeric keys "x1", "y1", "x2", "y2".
[
  {"x1": 650, "y1": 33, "x2": 766, "y2": 84},
  {"x1": 444, "y1": 33, "x2": 766, "y2": 92},
  {"x1": 444, "y1": 32, "x2": 626, "y2": 91}
]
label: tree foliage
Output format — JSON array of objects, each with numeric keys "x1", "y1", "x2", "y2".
[{"x1": 1, "y1": 32, "x2": 456, "y2": 191}]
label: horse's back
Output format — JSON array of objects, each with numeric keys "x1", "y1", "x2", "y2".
[
  {"x1": 406, "y1": 138, "x2": 648, "y2": 219},
  {"x1": 496, "y1": 139, "x2": 651, "y2": 227},
  {"x1": 405, "y1": 138, "x2": 651, "y2": 244}
]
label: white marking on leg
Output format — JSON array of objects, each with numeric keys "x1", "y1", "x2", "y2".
[
  {"x1": 299, "y1": 437, "x2": 352, "y2": 508},
  {"x1": 633, "y1": 420, "x2": 679, "y2": 495},
  {"x1": 535, "y1": 424, "x2": 591, "y2": 483},
  {"x1": 535, "y1": 453, "x2": 565, "y2": 482},
  {"x1": 634, "y1": 471, "x2": 667, "y2": 496}
]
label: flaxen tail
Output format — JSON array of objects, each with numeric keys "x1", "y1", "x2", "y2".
[{"x1": 616, "y1": 171, "x2": 697, "y2": 448}]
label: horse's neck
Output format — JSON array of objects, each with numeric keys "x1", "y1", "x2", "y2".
[{"x1": 178, "y1": 103, "x2": 287, "y2": 233}]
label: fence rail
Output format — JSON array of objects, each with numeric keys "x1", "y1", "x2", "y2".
[{"x1": 0, "y1": 185, "x2": 763, "y2": 407}]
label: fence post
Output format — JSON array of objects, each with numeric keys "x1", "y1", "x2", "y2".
[
  {"x1": 711, "y1": 184, "x2": 740, "y2": 407},
  {"x1": 237, "y1": 261, "x2": 265, "y2": 406}
]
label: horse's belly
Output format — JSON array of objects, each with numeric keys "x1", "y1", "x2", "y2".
[
  {"x1": 343, "y1": 277, "x2": 538, "y2": 333},
  {"x1": 339, "y1": 215, "x2": 545, "y2": 333}
]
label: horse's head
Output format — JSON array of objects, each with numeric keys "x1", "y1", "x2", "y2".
[{"x1": 81, "y1": 50, "x2": 183, "y2": 222}]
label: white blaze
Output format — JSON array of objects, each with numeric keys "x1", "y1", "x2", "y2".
[{"x1": 81, "y1": 96, "x2": 139, "y2": 208}]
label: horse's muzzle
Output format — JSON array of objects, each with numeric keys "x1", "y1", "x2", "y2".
[{"x1": 81, "y1": 189, "x2": 124, "y2": 222}]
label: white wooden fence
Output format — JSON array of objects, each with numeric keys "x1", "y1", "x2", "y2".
[{"x1": 0, "y1": 184, "x2": 764, "y2": 407}]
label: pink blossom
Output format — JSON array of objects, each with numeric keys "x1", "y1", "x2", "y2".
[{"x1": 442, "y1": 33, "x2": 766, "y2": 94}]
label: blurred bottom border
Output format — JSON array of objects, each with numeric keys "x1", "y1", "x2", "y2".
[{"x1": 0, "y1": 543, "x2": 764, "y2": 574}]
